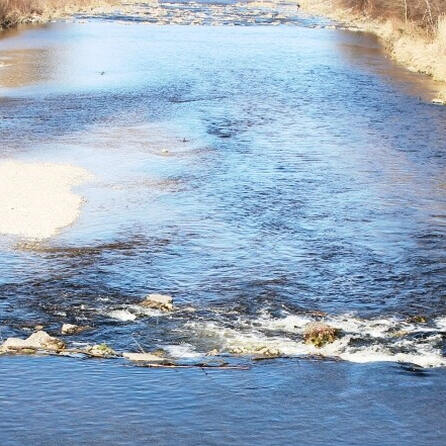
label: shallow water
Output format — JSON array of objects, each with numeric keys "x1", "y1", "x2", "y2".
[{"x1": 0, "y1": 1, "x2": 446, "y2": 442}]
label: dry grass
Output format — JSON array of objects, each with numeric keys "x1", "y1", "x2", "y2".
[
  {"x1": 340, "y1": 0, "x2": 445, "y2": 34},
  {"x1": 300, "y1": 1, "x2": 446, "y2": 98},
  {"x1": 0, "y1": 0, "x2": 115, "y2": 28}
]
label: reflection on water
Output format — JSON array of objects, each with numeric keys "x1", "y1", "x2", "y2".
[{"x1": 0, "y1": 48, "x2": 54, "y2": 88}]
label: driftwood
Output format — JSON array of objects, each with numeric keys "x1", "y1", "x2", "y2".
[{"x1": 135, "y1": 362, "x2": 250, "y2": 370}]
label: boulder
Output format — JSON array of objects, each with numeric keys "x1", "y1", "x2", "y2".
[
  {"x1": 304, "y1": 323, "x2": 338, "y2": 348},
  {"x1": 253, "y1": 346, "x2": 281, "y2": 359},
  {"x1": 0, "y1": 330, "x2": 65, "y2": 353},
  {"x1": 61, "y1": 323, "x2": 88, "y2": 335},
  {"x1": 85, "y1": 343, "x2": 115, "y2": 357},
  {"x1": 228, "y1": 345, "x2": 281, "y2": 358},
  {"x1": 140, "y1": 293, "x2": 173, "y2": 312}
]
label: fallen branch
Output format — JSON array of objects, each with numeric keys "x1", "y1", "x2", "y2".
[{"x1": 136, "y1": 363, "x2": 250, "y2": 370}]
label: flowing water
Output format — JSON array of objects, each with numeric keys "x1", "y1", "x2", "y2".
[{"x1": 1, "y1": 1, "x2": 446, "y2": 444}]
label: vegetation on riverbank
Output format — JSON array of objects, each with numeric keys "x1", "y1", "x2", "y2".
[
  {"x1": 300, "y1": 0, "x2": 446, "y2": 100},
  {"x1": 0, "y1": 0, "x2": 115, "y2": 28}
]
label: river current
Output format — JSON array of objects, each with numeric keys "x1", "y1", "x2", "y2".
[{"x1": 0, "y1": 2, "x2": 446, "y2": 444}]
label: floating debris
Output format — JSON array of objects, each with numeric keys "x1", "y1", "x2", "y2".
[{"x1": 136, "y1": 362, "x2": 250, "y2": 370}]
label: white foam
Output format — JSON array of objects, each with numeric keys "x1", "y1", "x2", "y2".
[
  {"x1": 108, "y1": 310, "x2": 137, "y2": 322},
  {"x1": 129, "y1": 304, "x2": 164, "y2": 318},
  {"x1": 106, "y1": 304, "x2": 168, "y2": 322},
  {"x1": 185, "y1": 311, "x2": 446, "y2": 368},
  {"x1": 163, "y1": 343, "x2": 202, "y2": 359},
  {"x1": 435, "y1": 316, "x2": 446, "y2": 331}
]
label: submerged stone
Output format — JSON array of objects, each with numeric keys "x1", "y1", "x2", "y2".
[
  {"x1": 140, "y1": 293, "x2": 173, "y2": 312},
  {"x1": 228, "y1": 345, "x2": 281, "y2": 358},
  {"x1": 123, "y1": 352, "x2": 167, "y2": 362},
  {"x1": 0, "y1": 330, "x2": 65, "y2": 353},
  {"x1": 304, "y1": 323, "x2": 339, "y2": 348}
]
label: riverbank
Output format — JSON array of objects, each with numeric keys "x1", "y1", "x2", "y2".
[
  {"x1": 0, "y1": 0, "x2": 120, "y2": 29},
  {"x1": 300, "y1": 0, "x2": 446, "y2": 103}
]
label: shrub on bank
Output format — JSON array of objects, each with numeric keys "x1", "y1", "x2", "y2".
[
  {"x1": 0, "y1": 0, "x2": 113, "y2": 28},
  {"x1": 300, "y1": 0, "x2": 446, "y2": 94},
  {"x1": 340, "y1": 0, "x2": 445, "y2": 35}
]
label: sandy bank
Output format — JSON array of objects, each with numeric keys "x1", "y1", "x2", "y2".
[
  {"x1": 300, "y1": 0, "x2": 446, "y2": 103},
  {"x1": 0, "y1": 160, "x2": 92, "y2": 239}
]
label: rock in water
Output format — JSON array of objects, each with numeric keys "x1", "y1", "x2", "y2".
[
  {"x1": 407, "y1": 315, "x2": 427, "y2": 324},
  {"x1": 123, "y1": 352, "x2": 166, "y2": 362},
  {"x1": 85, "y1": 344, "x2": 115, "y2": 357},
  {"x1": 0, "y1": 330, "x2": 65, "y2": 353},
  {"x1": 140, "y1": 293, "x2": 173, "y2": 312},
  {"x1": 304, "y1": 323, "x2": 338, "y2": 348},
  {"x1": 61, "y1": 323, "x2": 87, "y2": 335}
]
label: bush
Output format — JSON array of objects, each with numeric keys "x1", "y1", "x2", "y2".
[{"x1": 340, "y1": 0, "x2": 445, "y2": 34}]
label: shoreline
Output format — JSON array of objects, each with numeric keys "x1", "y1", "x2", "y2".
[{"x1": 299, "y1": 0, "x2": 446, "y2": 103}]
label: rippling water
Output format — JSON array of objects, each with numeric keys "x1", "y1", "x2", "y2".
[
  {"x1": 0, "y1": 356, "x2": 445, "y2": 445},
  {"x1": 0, "y1": 2, "x2": 446, "y2": 443}
]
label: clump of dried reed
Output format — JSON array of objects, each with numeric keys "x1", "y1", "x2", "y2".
[
  {"x1": 0, "y1": 0, "x2": 113, "y2": 28},
  {"x1": 300, "y1": 0, "x2": 446, "y2": 92}
]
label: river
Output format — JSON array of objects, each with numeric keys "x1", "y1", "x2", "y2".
[{"x1": 0, "y1": 1, "x2": 445, "y2": 444}]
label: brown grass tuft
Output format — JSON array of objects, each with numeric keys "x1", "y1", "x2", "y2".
[
  {"x1": 339, "y1": 0, "x2": 445, "y2": 35},
  {"x1": 300, "y1": 0, "x2": 446, "y2": 93}
]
